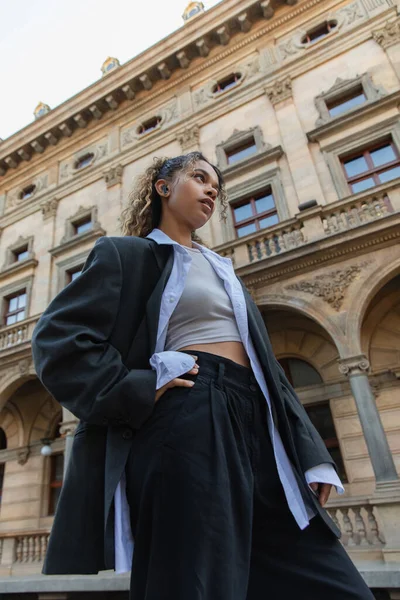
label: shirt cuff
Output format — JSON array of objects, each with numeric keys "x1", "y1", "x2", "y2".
[
  {"x1": 305, "y1": 463, "x2": 345, "y2": 495},
  {"x1": 149, "y1": 351, "x2": 196, "y2": 390}
]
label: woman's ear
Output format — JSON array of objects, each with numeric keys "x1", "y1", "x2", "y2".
[{"x1": 155, "y1": 179, "x2": 169, "y2": 197}]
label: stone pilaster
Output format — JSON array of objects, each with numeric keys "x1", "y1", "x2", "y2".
[
  {"x1": 265, "y1": 78, "x2": 325, "y2": 207},
  {"x1": 176, "y1": 125, "x2": 200, "y2": 154}
]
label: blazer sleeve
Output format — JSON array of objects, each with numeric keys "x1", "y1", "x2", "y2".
[
  {"x1": 31, "y1": 235, "x2": 156, "y2": 429},
  {"x1": 274, "y1": 358, "x2": 338, "y2": 473}
]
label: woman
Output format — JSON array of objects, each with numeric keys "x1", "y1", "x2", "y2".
[{"x1": 32, "y1": 152, "x2": 373, "y2": 599}]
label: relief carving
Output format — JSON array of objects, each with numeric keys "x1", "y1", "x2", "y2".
[
  {"x1": 176, "y1": 126, "x2": 200, "y2": 152},
  {"x1": 104, "y1": 164, "x2": 123, "y2": 188},
  {"x1": 265, "y1": 77, "x2": 292, "y2": 105},
  {"x1": 373, "y1": 18, "x2": 400, "y2": 49},
  {"x1": 286, "y1": 264, "x2": 365, "y2": 310}
]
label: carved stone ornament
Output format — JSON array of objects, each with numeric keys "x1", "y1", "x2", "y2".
[
  {"x1": 121, "y1": 100, "x2": 179, "y2": 148},
  {"x1": 41, "y1": 197, "x2": 59, "y2": 220},
  {"x1": 373, "y1": 18, "x2": 400, "y2": 49},
  {"x1": 338, "y1": 355, "x2": 370, "y2": 376},
  {"x1": 176, "y1": 125, "x2": 200, "y2": 152},
  {"x1": 6, "y1": 173, "x2": 49, "y2": 212},
  {"x1": 59, "y1": 419, "x2": 79, "y2": 437},
  {"x1": 286, "y1": 264, "x2": 363, "y2": 310},
  {"x1": 265, "y1": 77, "x2": 292, "y2": 105},
  {"x1": 104, "y1": 164, "x2": 123, "y2": 188},
  {"x1": 17, "y1": 447, "x2": 30, "y2": 466},
  {"x1": 18, "y1": 358, "x2": 31, "y2": 375}
]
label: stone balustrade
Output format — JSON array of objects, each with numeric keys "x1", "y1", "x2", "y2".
[
  {"x1": 327, "y1": 501, "x2": 384, "y2": 548},
  {"x1": 0, "y1": 315, "x2": 40, "y2": 352},
  {"x1": 0, "y1": 531, "x2": 50, "y2": 575},
  {"x1": 215, "y1": 186, "x2": 399, "y2": 269}
]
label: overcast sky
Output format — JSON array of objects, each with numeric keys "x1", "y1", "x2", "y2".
[{"x1": 0, "y1": 0, "x2": 221, "y2": 141}]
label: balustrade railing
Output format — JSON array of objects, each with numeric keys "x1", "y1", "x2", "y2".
[
  {"x1": 0, "y1": 316, "x2": 40, "y2": 351},
  {"x1": 321, "y1": 194, "x2": 392, "y2": 235},
  {"x1": 15, "y1": 532, "x2": 49, "y2": 563},
  {"x1": 327, "y1": 503, "x2": 384, "y2": 548}
]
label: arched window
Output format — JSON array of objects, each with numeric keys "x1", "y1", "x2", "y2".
[
  {"x1": 278, "y1": 358, "x2": 347, "y2": 482},
  {"x1": 74, "y1": 153, "x2": 95, "y2": 170},
  {"x1": 301, "y1": 20, "x2": 338, "y2": 45},
  {"x1": 137, "y1": 116, "x2": 162, "y2": 136},
  {"x1": 212, "y1": 73, "x2": 242, "y2": 95},
  {"x1": 0, "y1": 428, "x2": 7, "y2": 506}
]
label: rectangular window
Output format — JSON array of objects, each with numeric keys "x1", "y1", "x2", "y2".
[
  {"x1": 5, "y1": 290, "x2": 27, "y2": 325},
  {"x1": 226, "y1": 139, "x2": 257, "y2": 165},
  {"x1": 232, "y1": 189, "x2": 279, "y2": 238},
  {"x1": 73, "y1": 216, "x2": 92, "y2": 236},
  {"x1": 48, "y1": 453, "x2": 64, "y2": 515},
  {"x1": 326, "y1": 86, "x2": 366, "y2": 118},
  {"x1": 341, "y1": 141, "x2": 400, "y2": 194},
  {"x1": 66, "y1": 267, "x2": 83, "y2": 285}
]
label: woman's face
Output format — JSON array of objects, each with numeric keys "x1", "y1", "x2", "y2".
[{"x1": 158, "y1": 160, "x2": 220, "y2": 231}]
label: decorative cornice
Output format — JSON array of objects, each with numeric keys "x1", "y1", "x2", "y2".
[
  {"x1": 372, "y1": 17, "x2": 400, "y2": 49},
  {"x1": 0, "y1": 0, "x2": 328, "y2": 178},
  {"x1": 50, "y1": 227, "x2": 105, "y2": 258},
  {"x1": 265, "y1": 77, "x2": 293, "y2": 105},
  {"x1": 285, "y1": 264, "x2": 366, "y2": 310}
]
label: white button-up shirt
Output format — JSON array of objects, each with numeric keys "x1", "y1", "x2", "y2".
[{"x1": 114, "y1": 228, "x2": 344, "y2": 573}]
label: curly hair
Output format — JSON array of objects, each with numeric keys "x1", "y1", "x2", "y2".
[{"x1": 120, "y1": 151, "x2": 228, "y2": 242}]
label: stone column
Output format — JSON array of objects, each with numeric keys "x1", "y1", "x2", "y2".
[
  {"x1": 265, "y1": 77, "x2": 325, "y2": 208},
  {"x1": 373, "y1": 17, "x2": 400, "y2": 81},
  {"x1": 59, "y1": 407, "x2": 78, "y2": 478},
  {"x1": 338, "y1": 355, "x2": 398, "y2": 485}
]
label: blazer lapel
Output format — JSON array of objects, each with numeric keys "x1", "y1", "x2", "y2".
[{"x1": 146, "y1": 245, "x2": 174, "y2": 355}]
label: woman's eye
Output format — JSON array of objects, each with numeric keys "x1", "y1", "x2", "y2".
[{"x1": 194, "y1": 173, "x2": 204, "y2": 181}]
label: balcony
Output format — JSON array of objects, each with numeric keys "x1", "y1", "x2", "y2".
[
  {"x1": 215, "y1": 182, "x2": 400, "y2": 273},
  {"x1": 0, "y1": 315, "x2": 40, "y2": 359}
]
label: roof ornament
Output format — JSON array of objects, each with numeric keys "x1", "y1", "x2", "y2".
[
  {"x1": 101, "y1": 57, "x2": 121, "y2": 76},
  {"x1": 182, "y1": 1, "x2": 205, "y2": 23},
  {"x1": 34, "y1": 102, "x2": 51, "y2": 120}
]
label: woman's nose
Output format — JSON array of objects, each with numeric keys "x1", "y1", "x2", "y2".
[{"x1": 206, "y1": 186, "x2": 218, "y2": 199}]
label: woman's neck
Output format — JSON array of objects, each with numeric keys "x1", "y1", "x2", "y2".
[{"x1": 157, "y1": 220, "x2": 193, "y2": 248}]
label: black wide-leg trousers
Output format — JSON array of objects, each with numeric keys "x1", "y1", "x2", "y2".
[{"x1": 125, "y1": 351, "x2": 373, "y2": 600}]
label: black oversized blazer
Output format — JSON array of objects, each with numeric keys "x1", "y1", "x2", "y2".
[{"x1": 31, "y1": 234, "x2": 340, "y2": 575}]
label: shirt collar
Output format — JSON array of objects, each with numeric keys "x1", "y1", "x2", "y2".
[{"x1": 147, "y1": 228, "x2": 232, "y2": 265}]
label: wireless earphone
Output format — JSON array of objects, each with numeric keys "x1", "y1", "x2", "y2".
[{"x1": 161, "y1": 184, "x2": 169, "y2": 195}]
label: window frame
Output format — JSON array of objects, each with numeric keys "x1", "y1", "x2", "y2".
[
  {"x1": 340, "y1": 139, "x2": 400, "y2": 193},
  {"x1": 301, "y1": 20, "x2": 338, "y2": 45},
  {"x1": 314, "y1": 73, "x2": 385, "y2": 127},
  {"x1": 212, "y1": 72, "x2": 242, "y2": 95},
  {"x1": 216, "y1": 126, "x2": 270, "y2": 172},
  {"x1": 0, "y1": 277, "x2": 33, "y2": 329},
  {"x1": 231, "y1": 188, "x2": 279, "y2": 239},
  {"x1": 56, "y1": 250, "x2": 90, "y2": 293},
  {"x1": 1, "y1": 236, "x2": 37, "y2": 276},
  {"x1": 137, "y1": 116, "x2": 162, "y2": 137},
  {"x1": 4, "y1": 289, "x2": 27, "y2": 327}
]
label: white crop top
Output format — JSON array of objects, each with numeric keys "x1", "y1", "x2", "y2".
[{"x1": 165, "y1": 246, "x2": 242, "y2": 351}]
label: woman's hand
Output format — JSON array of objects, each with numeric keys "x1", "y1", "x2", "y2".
[
  {"x1": 155, "y1": 355, "x2": 199, "y2": 403},
  {"x1": 309, "y1": 482, "x2": 332, "y2": 507}
]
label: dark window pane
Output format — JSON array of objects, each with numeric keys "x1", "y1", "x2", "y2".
[
  {"x1": 328, "y1": 92, "x2": 366, "y2": 118},
  {"x1": 234, "y1": 203, "x2": 253, "y2": 223},
  {"x1": 227, "y1": 142, "x2": 257, "y2": 165},
  {"x1": 370, "y1": 145, "x2": 396, "y2": 167},
  {"x1": 287, "y1": 358, "x2": 323, "y2": 388},
  {"x1": 0, "y1": 429, "x2": 6, "y2": 450},
  {"x1": 259, "y1": 214, "x2": 279, "y2": 229},
  {"x1": 49, "y1": 487, "x2": 62, "y2": 514},
  {"x1": 328, "y1": 446, "x2": 348, "y2": 483},
  {"x1": 237, "y1": 223, "x2": 257, "y2": 238},
  {"x1": 343, "y1": 155, "x2": 368, "y2": 178},
  {"x1": 378, "y1": 166, "x2": 400, "y2": 183},
  {"x1": 351, "y1": 177, "x2": 376, "y2": 193},
  {"x1": 0, "y1": 463, "x2": 4, "y2": 504},
  {"x1": 255, "y1": 194, "x2": 275, "y2": 214},
  {"x1": 54, "y1": 454, "x2": 64, "y2": 482},
  {"x1": 305, "y1": 404, "x2": 336, "y2": 440}
]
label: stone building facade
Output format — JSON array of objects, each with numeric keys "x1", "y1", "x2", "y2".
[{"x1": 0, "y1": 0, "x2": 399, "y2": 597}]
